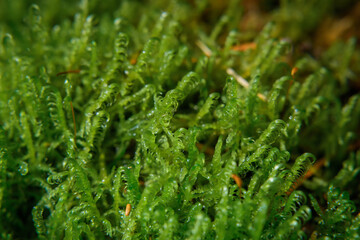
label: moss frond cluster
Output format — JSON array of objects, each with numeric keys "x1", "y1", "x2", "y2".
[{"x1": 0, "y1": 0, "x2": 359, "y2": 239}]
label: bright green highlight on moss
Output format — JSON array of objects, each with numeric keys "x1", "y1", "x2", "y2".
[{"x1": 0, "y1": 0, "x2": 360, "y2": 239}]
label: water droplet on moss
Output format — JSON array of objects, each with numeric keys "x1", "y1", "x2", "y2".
[{"x1": 19, "y1": 161, "x2": 28, "y2": 175}]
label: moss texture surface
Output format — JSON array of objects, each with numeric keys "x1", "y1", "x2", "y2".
[{"x1": 1, "y1": 0, "x2": 360, "y2": 239}]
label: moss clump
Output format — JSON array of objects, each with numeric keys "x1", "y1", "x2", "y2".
[{"x1": 1, "y1": 0, "x2": 360, "y2": 239}]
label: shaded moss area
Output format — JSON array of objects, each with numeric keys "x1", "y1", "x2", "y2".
[{"x1": 1, "y1": 0, "x2": 360, "y2": 239}]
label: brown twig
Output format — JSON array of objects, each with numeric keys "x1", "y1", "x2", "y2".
[
  {"x1": 226, "y1": 68, "x2": 267, "y2": 102},
  {"x1": 287, "y1": 158, "x2": 326, "y2": 195},
  {"x1": 196, "y1": 40, "x2": 267, "y2": 102},
  {"x1": 125, "y1": 203, "x2": 131, "y2": 216},
  {"x1": 56, "y1": 69, "x2": 81, "y2": 76},
  {"x1": 231, "y1": 42, "x2": 257, "y2": 51},
  {"x1": 196, "y1": 40, "x2": 212, "y2": 57},
  {"x1": 231, "y1": 174, "x2": 243, "y2": 197},
  {"x1": 291, "y1": 67, "x2": 299, "y2": 77}
]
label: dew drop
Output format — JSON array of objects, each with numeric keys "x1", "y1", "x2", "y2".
[{"x1": 19, "y1": 161, "x2": 28, "y2": 176}]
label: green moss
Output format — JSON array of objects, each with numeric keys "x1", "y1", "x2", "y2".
[{"x1": 1, "y1": 0, "x2": 360, "y2": 239}]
